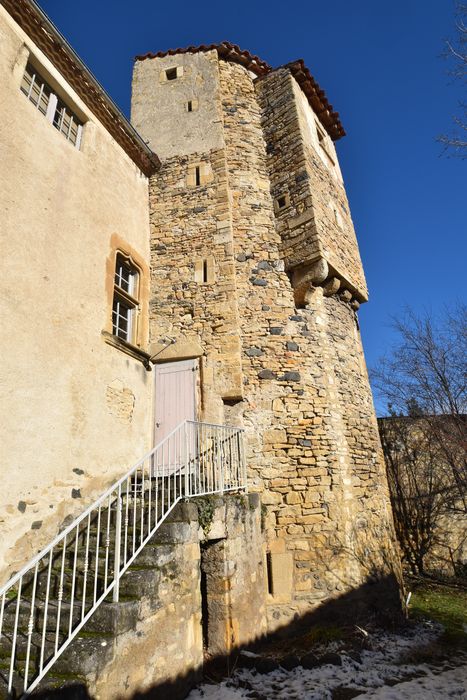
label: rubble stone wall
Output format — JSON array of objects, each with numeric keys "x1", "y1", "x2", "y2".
[
  {"x1": 92, "y1": 494, "x2": 266, "y2": 699},
  {"x1": 133, "y1": 49, "x2": 402, "y2": 632}
]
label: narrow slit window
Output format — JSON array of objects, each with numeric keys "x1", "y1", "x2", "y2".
[
  {"x1": 266, "y1": 553, "x2": 274, "y2": 596},
  {"x1": 202, "y1": 259, "x2": 208, "y2": 283},
  {"x1": 195, "y1": 166, "x2": 201, "y2": 187},
  {"x1": 187, "y1": 100, "x2": 193, "y2": 112}
]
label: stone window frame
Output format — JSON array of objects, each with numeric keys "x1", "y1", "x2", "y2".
[
  {"x1": 273, "y1": 192, "x2": 290, "y2": 213},
  {"x1": 20, "y1": 59, "x2": 84, "y2": 149},
  {"x1": 329, "y1": 200, "x2": 344, "y2": 230},
  {"x1": 186, "y1": 98, "x2": 199, "y2": 113},
  {"x1": 160, "y1": 65, "x2": 184, "y2": 83},
  {"x1": 187, "y1": 162, "x2": 213, "y2": 188},
  {"x1": 315, "y1": 120, "x2": 336, "y2": 167},
  {"x1": 112, "y1": 254, "x2": 140, "y2": 344},
  {"x1": 102, "y1": 237, "x2": 151, "y2": 366},
  {"x1": 194, "y1": 257, "x2": 215, "y2": 284}
]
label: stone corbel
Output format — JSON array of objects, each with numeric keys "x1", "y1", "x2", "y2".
[
  {"x1": 291, "y1": 258, "x2": 364, "y2": 310},
  {"x1": 291, "y1": 258, "x2": 328, "y2": 307}
]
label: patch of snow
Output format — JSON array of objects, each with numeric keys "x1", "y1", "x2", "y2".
[{"x1": 187, "y1": 623, "x2": 467, "y2": 699}]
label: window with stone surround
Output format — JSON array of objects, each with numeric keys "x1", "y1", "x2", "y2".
[
  {"x1": 194, "y1": 257, "x2": 215, "y2": 284},
  {"x1": 187, "y1": 162, "x2": 213, "y2": 187},
  {"x1": 160, "y1": 65, "x2": 184, "y2": 82},
  {"x1": 315, "y1": 120, "x2": 336, "y2": 167},
  {"x1": 20, "y1": 62, "x2": 83, "y2": 148},
  {"x1": 187, "y1": 98, "x2": 199, "y2": 112},
  {"x1": 274, "y1": 192, "x2": 290, "y2": 213},
  {"x1": 112, "y1": 254, "x2": 140, "y2": 343}
]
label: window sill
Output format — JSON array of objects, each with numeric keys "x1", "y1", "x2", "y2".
[{"x1": 102, "y1": 330, "x2": 152, "y2": 369}]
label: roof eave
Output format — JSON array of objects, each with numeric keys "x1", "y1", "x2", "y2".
[
  {"x1": 135, "y1": 42, "x2": 345, "y2": 141},
  {"x1": 2, "y1": 0, "x2": 160, "y2": 176}
]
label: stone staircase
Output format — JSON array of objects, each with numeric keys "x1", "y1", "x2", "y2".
[
  {"x1": 0, "y1": 421, "x2": 246, "y2": 698},
  {"x1": 0, "y1": 482, "x2": 178, "y2": 697}
]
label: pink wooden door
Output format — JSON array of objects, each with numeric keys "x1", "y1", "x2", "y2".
[{"x1": 154, "y1": 360, "x2": 197, "y2": 445}]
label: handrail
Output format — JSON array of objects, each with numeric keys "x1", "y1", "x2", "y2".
[{"x1": 0, "y1": 420, "x2": 246, "y2": 697}]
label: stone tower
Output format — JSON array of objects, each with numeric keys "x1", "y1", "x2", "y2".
[{"x1": 131, "y1": 43, "x2": 401, "y2": 630}]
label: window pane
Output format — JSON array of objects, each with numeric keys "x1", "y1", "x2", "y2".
[
  {"x1": 20, "y1": 68, "x2": 33, "y2": 96},
  {"x1": 20, "y1": 63, "x2": 82, "y2": 148},
  {"x1": 115, "y1": 259, "x2": 136, "y2": 294},
  {"x1": 112, "y1": 297, "x2": 133, "y2": 341},
  {"x1": 69, "y1": 120, "x2": 79, "y2": 146}
]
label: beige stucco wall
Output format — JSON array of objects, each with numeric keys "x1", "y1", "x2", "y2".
[
  {"x1": 0, "y1": 7, "x2": 153, "y2": 582},
  {"x1": 132, "y1": 49, "x2": 225, "y2": 159}
]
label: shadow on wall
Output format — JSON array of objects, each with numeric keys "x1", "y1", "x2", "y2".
[{"x1": 30, "y1": 573, "x2": 403, "y2": 700}]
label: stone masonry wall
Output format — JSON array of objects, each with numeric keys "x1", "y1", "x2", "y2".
[
  {"x1": 134, "y1": 49, "x2": 402, "y2": 633},
  {"x1": 217, "y1": 59, "x2": 400, "y2": 628},
  {"x1": 62, "y1": 494, "x2": 265, "y2": 700},
  {"x1": 148, "y1": 145, "x2": 243, "y2": 419},
  {"x1": 256, "y1": 69, "x2": 368, "y2": 302}
]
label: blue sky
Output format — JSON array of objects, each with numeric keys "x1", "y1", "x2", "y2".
[{"x1": 40, "y1": 0, "x2": 466, "y2": 413}]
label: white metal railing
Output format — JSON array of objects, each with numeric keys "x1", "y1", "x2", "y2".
[{"x1": 0, "y1": 420, "x2": 246, "y2": 697}]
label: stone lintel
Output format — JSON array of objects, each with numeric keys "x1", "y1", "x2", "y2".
[{"x1": 150, "y1": 338, "x2": 204, "y2": 363}]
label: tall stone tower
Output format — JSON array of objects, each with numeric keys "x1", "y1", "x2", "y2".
[{"x1": 131, "y1": 43, "x2": 401, "y2": 630}]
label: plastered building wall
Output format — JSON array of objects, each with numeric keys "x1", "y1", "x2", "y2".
[
  {"x1": 0, "y1": 7, "x2": 153, "y2": 582},
  {"x1": 133, "y1": 49, "x2": 401, "y2": 629}
]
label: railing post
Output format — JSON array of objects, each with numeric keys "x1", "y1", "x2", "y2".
[
  {"x1": 113, "y1": 494, "x2": 122, "y2": 603},
  {"x1": 219, "y1": 429, "x2": 224, "y2": 495},
  {"x1": 240, "y1": 430, "x2": 248, "y2": 492},
  {"x1": 184, "y1": 421, "x2": 190, "y2": 498}
]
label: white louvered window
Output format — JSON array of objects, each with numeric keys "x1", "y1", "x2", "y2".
[
  {"x1": 112, "y1": 255, "x2": 140, "y2": 343},
  {"x1": 21, "y1": 63, "x2": 83, "y2": 148}
]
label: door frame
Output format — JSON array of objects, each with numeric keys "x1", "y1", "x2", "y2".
[{"x1": 152, "y1": 358, "x2": 198, "y2": 448}]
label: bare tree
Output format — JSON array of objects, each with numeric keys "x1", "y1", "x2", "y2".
[
  {"x1": 372, "y1": 305, "x2": 467, "y2": 513},
  {"x1": 438, "y1": 2, "x2": 467, "y2": 157},
  {"x1": 379, "y1": 413, "x2": 458, "y2": 575}
]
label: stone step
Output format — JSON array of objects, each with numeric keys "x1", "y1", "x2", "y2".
[
  {"x1": 1, "y1": 595, "x2": 139, "y2": 647},
  {"x1": 52, "y1": 631, "x2": 115, "y2": 678},
  {"x1": 0, "y1": 500, "x2": 189, "y2": 699}
]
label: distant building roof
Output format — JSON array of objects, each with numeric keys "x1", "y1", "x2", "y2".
[
  {"x1": 135, "y1": 42, "x2": 346, "y2": 141},
  {"x1": 2, "y1": 0, "x2": 160, "y2": 176}
]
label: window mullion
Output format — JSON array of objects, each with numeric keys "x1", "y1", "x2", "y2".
[
  {"x1": 66, "y1": 114, "x2": 74, "y2": 141},
  {"x1": 76, "y1": 124, "x2": 83, "y2": 149},
  {"x1": 45, "y1": 93, "x2": 58, "y2": 124},
  {"x1": 26, "y1": 72, "x2": 36, "y2": 100}
]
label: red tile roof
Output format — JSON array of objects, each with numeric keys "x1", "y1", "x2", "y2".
[{"x1": 135, "y1": 42, "x2": 345, "y2": 141}]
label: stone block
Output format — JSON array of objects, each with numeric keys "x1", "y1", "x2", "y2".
[{"x1": 264, "y1": 428, "x2": 287, "y2": 444}]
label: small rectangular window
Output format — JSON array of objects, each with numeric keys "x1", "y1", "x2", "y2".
[
  {"x1": 166, "y1": 67, "x2": 178, "y2": 81},
  {"x1": 20, "y1": 63, "x2": 83, "y2": 148},
  {"x1": 274, "y1": 193, "x2": 290, "y2": 212},
  {"x1": 112, "y1": 255, "x2": 140, "y2": 343}
]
